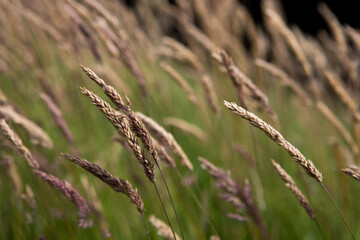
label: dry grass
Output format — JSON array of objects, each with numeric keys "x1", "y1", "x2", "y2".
[
  {"x1": 316, "y1": 101, "x2": 359, "y2": 157},
  {"x1": 1, "y1": 0, "x2": 360, "y2": 239},
  {"x1": 271, "y1": 159, "x2": 316, "y2": 220},
  {"x1": 33, "y1": 169, "x2": 93, "y2": 228},
  {"x1": 0, "y1": 119, "x2": 39, "y2": 169},
  {"x1": 217, "y1": 51, "x2": 278, "y2": 123},
  {"x1": 137, "y1": 112, "x2": 193, "y2": 171},
  {"x1": 164, "y1": 117, "x2": 207, "y2": 143},
  {"x1": 150, "y1": 215, "x2": 180, "y2": 240},
  {"x1": 80, "y1": 87, "x2": 155, "y2": 182},
  {"x1": 0, "y1": 106, "x2": 53, "y2": 149},
  {"x1": 63, "y1": 153, "x2": 144, "y2": 215},
  {"x1": 160, "y1": 62, "x2": 199, "y2": 107},
  {"x1": 224, "y1": 101, "x2": 323, "y2": 182}
]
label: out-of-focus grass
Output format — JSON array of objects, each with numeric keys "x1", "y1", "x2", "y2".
[
  {"x1": 1, "y1": 42, "x2": 359, "y2": 240},
  {"x1": 1, "y1": 5, "x2": 360, "y2": 240}
]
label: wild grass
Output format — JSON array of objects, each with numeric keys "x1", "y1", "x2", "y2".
[{"x1": 1, "y1": 0, "x2": 360, "y2": 239}]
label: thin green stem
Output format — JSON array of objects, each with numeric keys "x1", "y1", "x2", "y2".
[
  {"x1": 314, "y1": 218, "x2": 327, "y2": 240},
  {"x1": 153, "y1": 182, "x2": 177, "y2": 240},
  {"x1": 140, "y1": 213, "x2": 150, "y2": 240},
  {"x1": 155, "y1": 162, "x2": 185, "y2": 239},
  {"x1": 320, "y1": 182, "x2": 355, "y2": 240},
  {"x1": 174, "y1": 169, "x2": 220, "y2": 237}
]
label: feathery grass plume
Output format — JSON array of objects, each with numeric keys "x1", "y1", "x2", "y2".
[
  {"x1": 36, "y1": 72, "x2": 60, "y2": 105},
  {"x1": 224, "y1": 101, "x2": 323, "y2": 182},
  {"x1": 344, "y1": 25, "x2": 360, "y2": 52},
  {"x1": 199, "y1": 73, "x2": 220, "y2": 115},
  {"x1": 160, "y1": 37, "x2": 203, "y2": 71},
  {"x1": 62, "y1": 153, "x2": 144, "y2": 215},
  {"x1": 14, "y1": 5, "x2": 62, "y2": 41},
  {"x1": 292, "y1": 26, "x2": 329, "y2": 72},
  {"x1": 153, "y1": 138, "x2": 176, "y2": 168},
  {"x1": 318, "y1": 4, "x2": 359, "y2": 84},
  {"x1": 79, "y1": 68, "x2": 177, "y2": 227},
  {"x1": 63, "y1": 4, "x2": 102, "y2": 62},
  {"x1": 106, "y1": 24, "x2": 147, "y2": 95},
  {"x1": 82, "y1": 0, "x2": 128, "y2": 41},
  {"x1": 136, "y1": 112, "x2": 193, "y2": 171},
  {"x1": 86, "y1": 14, "x2": 147, "y2": 96},
  {"x1": 186, "y1": 0, "x2": 247, "y2": 64},
  {"x1": 149, "y1": 215, "x2": 180, "y2": 240},
  {"x1": 199, "y1": 157, "x2": 267, "y2": 239},
  {"x1": 159, "y1": 38, "x2": 219, "y2": 114},
  {"x1": 80, "y1": 65, "x2": 158, "y2": 165},
  {"x1": 95, "y1": 23, "x2": 121, "y2": 57},
  {"x1": 342, "y1": 166, "x2": 360, "y2": 181},
  {"x1": 80, "y1": 87, "x2": 155, "y2": 182},
  {"x1": 317, "y1": 30, "x2": 338, "y2": 55},
  {"x1": 40, "y1": 93, "x2": 76, "y2": 149},
  {"x1": 1, "y1": 27, "x2": 35, "y2": 66},
  {"x1": 323, "y1": 70, "x2": 360, "y2": 122},
  {"x1": 271, "y1": 159, "x2": 316, "y2": 220},
  {"x1": 78, "y1": 22, "x2": 102, "y2": 62},
  {"x1": 114, "y1": 2, "x2": 154, "y2": 55},
  {"x1": 63, "y1": 0, "x2": 100, "y2": 38},
  {"x1": 80, "y1": 82, "x2": 179, "y2": 239},
  {"x1": 316, "y1": 101, "x2": 359, "y2": 157},
  {"x1": 255, "y1": 26, "x2": 271, "y2": 60},
  {"x1": 183, "y1": 23, "x2": 218, "y2": 54},
  {"x1": 95, "y1": 65, "x2": 131, "y2": 96},
  {"x1": 32, "y1": 169, "x2": 92, "y2": 228},
  {"x1": 191, "y1": 0, "x2": 221, "y2": 41},
  {"x1": 164, "y1": 117, "x2": 207, "y2": 143},
  {"x1": 216, "y1": 51, "x2": 279, "y2": 123},
  {"x1": 160, "y1": 62, "x2": 199, "y2": 107},
  {"x1": 0, "y1": 119, "x2": 39, "y2": 169},
  {"x1": 271, "y1": 160, "x2": 295, "y2": 185},
  {"x1": 255, "y1": 59, "x2": 311, "y2": 105},
  {"x1": 4, "y1": 156, "x2": 23, "y2": 195},
  {"x1": 218, "y1": 50, "x2": 247, "y2": 109},
  {"x1": 317, "y1": 3, "x2": 347, "y2": 56},
  {"x1": 232, "y1": 4, "x2": 262, "y2": 58},
  {"x1": 261, "y1": 3, "x2": 291, "y2": 66},
  {"x1": 265, "y1": 9, "x2": 313, "y2": 77},
  {"x1": 0, "y1": 106, "x2": 53, "y2": 149}
]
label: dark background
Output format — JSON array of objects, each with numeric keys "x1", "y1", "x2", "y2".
[{"x1": 243, "y1": 0, "x2": 359, "y2": 34}]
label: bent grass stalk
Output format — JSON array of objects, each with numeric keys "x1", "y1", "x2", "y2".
[
  {"x1": 80, "y1": 87, "x2": 178, "y2": 239},
  {"x1": 62, "y1": 153, "x2": 149, "y2": 239},
  {"x1": 163, "y1": 117, "x2": 207, "y2": 143},
  {"x1": 271, "y1": 159, "x2": 315, "y2": 220},
  {"x1": 199, "y1": 157, "x2": 268, "y2": 239},
  {"x1": 224, "y1": 101, "x2": 355, "y2": 239},
  {"x1": 0, "y1": 120, "x2": 92, "y2": 228},
  {"x1": 0, "y1": 106, "x2": 53, "y2": 149},
  {"x1": 80, "y1": 65, "x2": 184, "y2": 239}
]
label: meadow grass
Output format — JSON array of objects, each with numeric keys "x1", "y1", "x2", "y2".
[{"x1": 1, "y1": 1, "x2": 360, "y2": 239}]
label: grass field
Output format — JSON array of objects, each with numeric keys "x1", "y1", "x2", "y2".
[{"x1": 1, "y1": 0, "x2": 360, "y2": 239}]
